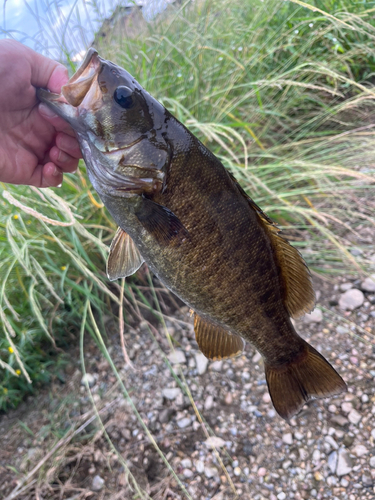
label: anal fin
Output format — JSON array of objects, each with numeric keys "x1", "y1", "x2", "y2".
[
  {"x1": 107, "y1": 227, "x2": 144, "y2": 281},
  {"x1": 194, "y1": 314, "x2": 245, "y2": 360}
]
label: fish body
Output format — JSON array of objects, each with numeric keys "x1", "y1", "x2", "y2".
[{"x1": 37, "y1": 49, "x2": 346, "y2": 419}]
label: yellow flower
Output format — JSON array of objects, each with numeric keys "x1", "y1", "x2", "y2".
[
  {"x1": 13, "y1": 214, "x2": 19, "y2": 220},
  {"x1": 3, "y1": 388, "x2": 8, "y2": 394},
  {"x1": 8, "y1": 347, "x2": 14, "y2": 353},
  {"x1": 61, "y1": 266, "x2": 66, "y2": 271},
  {"x1": 16, "y1": 369, "x2": 21, "y2": 376}
]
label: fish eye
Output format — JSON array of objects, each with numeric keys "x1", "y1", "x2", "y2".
[{"x1": 114, "y1": 86, "x2": 134, "y2": 109}]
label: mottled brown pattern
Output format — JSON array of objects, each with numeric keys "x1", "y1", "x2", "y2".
[{"x1": 38, "y1": 49, "x2": 346, "y2": 419}]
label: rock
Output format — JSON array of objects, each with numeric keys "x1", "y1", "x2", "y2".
[
  {"x1": 210, "y1": 360, "x2": 223, "y2": 371},
  {"x1": 340, "y1": 282, "x2": 353, "y2": 292},
  {"x1": 336, "y1": 449, "x2": 353, "y2": 476},
  {"x1": 204, "y1": 466, "x2": 218, "y2": 478},
  {"x1": 303, "y1": 308, "x2": 323, "y2": 323},
  {"x1": 204, "y1": 436, "x2": 226, "y2": 449},
  {"x1": 183, "y1": 468, "x2": 194, "y2": 478},
  {"x1": 325, "y1": 436, "x2": 338, "y2": 450},
  {"x1": 336, "y1": 326, "x2": 349, "y2": 335},
  {"x1": 361, "y1": 276, "x2": 375, "y2": 292},
  {"x1": 225, "y1": 393, "x2": 233, "y2": 405},
  {"x1": 233, "y1": 466, "x2": 241, "y2": 476},
  {"x1": 330, "y1": 415, "x2": 349, "y2": 427},
  {"x1": 348, "y1": 409, "x2": 362, "y2": 425},
  {"x1": 352, "y1": 444, "x2": 368, "y2": 457},
  {"x1": 362, "y1": 472, "x2": 373, "y2": 486},
  {"x1": 328, "y1": 451, "x2": 337, "y2": 474},
  {"x1": 195, "y1": 460, "x2": 204, "y2": 473},
  {"x1": 343, "y1": 434, "x2": 355, "y2": 448},
  {"x1": 242, "y1": 440, "x2": 253, "y2": 456},
  {"x1": 81, "y1": 373, "x2": 96, "y2": 387},
  {"x1": 162, "y1": 388, "x2": 182, "y2": 400},
  {"x1": 159, "y1": 408, "x2": 173, "y2": 423},
  {"x1": 204, "y1": 395, "x2": 214, "y2": 410},
  {"x1": 91, "y1": 475, "x2": 105, "y2": 491},
  {"x1": 168, "y1": 350, "x2": 186, "y2": 364},
  {"x1": 312, "y1": 450, "x2": 320, "y2": 462},
  {"x1": 294, "y1": 431, "x2": 304, "y2": 441},
  {"x1": 262, "y1": 392, "x2": 271, "y2": 404},
  {"x1": 338, "y1": 289, "x2": 364, "y2": 310},
  {"x1": 341, "y1": 402, "x2": 353, "y2": 413},
  {"x1": 369, "y1": 456, "x2": 375, "y2": 468},
  {"x1": 177, "y1": 417, "x2": 191, "y2": 429},
  {"x1": 350, "y1": 247, "x2": 362, "y2": 256},
  {"x1": 277, "y1": 493, "x2": 286, "y2": 500},
  {"x1": 282, "y1": 433, "x2": 293, "y2": 445},
  {"x1": 181, "y1": 458, "x2": 192, "y2": 468},
  {"x1": 195, "y1": 352, "x2": 208, "y2": 375},
  {"x1": 257, "y1": 467, "x2": 267, "y2": 477},
  {"x1": 252, "y1": 351, "x2": 262, "y2": 363}
]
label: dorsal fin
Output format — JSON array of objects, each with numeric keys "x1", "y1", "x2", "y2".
[
  {"x1": 194, "y1": 314, "x2": 245, "y2": 360},
  {"x1": 107, "y1": 227, "x2": 144, "y2": 281},
  {"x1": 227, "y1": 171, "x2": 315, "y2": 318}
]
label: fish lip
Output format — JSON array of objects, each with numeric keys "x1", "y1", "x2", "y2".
[
  {"x1": 37, "y1": 48, "x2": 103, "y2": 127},
  {"x1": 67, "y1": 48, "x2": 99, "y2": 86}
]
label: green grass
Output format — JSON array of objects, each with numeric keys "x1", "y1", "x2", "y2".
[{"x1": 1, "y1": 0, "x2": 375, "y2": 495}]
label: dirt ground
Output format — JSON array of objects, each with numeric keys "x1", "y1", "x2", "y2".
[{"x1": 0, "y1": 265, "x2": 375, "y2": 500}]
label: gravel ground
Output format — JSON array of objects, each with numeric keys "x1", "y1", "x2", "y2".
[{"x1": 0, "y1": 271, "x2": 375, "y2": 500}]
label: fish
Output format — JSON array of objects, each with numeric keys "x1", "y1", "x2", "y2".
[{"x1": 37, "y1": 48, "x2": 347, "y2": 420}]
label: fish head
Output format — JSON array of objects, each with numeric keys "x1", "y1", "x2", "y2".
[{"x1": 37, "y1": 49, "x2": 169, "y2": 195}]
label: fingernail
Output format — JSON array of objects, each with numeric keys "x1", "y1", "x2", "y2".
[
  {"x1": 52, "y1": 167, "x2": 61, "y2": 176},
  {"x1": 39, "y1": 103, "x2": 57, "y2": 119}
]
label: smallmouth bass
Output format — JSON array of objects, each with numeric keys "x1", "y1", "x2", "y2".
[{"x1": 37, "y1": 49, "x2": 346, "y2": 420}]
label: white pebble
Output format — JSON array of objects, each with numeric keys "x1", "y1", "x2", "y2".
[
  {"x1": 352, "y1": 444, "x2": 368, "y2": 457},
  {"x1": 233, "y1": 466, "x2": 241, "y2": 476},
  {"x1": 282, "y1": 433, "x2": 293, "y2": 445},
  {"x1": 195, "y1": 459, "x2": 205, "y2": 473},
  {"x1": 81, "y1": 373, "x2": 96, "y2": 387},
  {"x1": 195, "y1": 352, "x2": 208, "y2": 374},
  {"x1": 204, "y1": 436, "x2": 226, "y2": 449},
  {"x1": 177, "y1": 417, "x2": 191, "y2": 428},
  {"x1": 181, "y1": 458, "x2": 192, "y2": 468},
  {"x1": 162, "y1": 388, "x2": 182, "y2": 400},
  {"x1": 91, "y1": 475, "x2": 105, "y2": 491},
  {"x1": 183, "y1": 468, "x2": 193, "y2": 478},
  {"x1": 204, "y1": 466, "x2": 218, "y2": 478},
  {"x1": 339, "y1": 289, "x2": 364, "y2": 310},
  {"x1": 348, "y1": 409, "x2": 362, "y2": 425},
  {"x1": 168, "y1": 350, "x2": 186, "y2": 364}
]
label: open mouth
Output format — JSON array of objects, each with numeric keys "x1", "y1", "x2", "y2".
[{"x1": 37, "y1": 48, "x2": 102, "y2": 110}]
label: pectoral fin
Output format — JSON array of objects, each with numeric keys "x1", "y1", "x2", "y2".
[
  {"x1": 107, "y1": 227, "x2": 144, "y2": 281},
  {"x1": 194, "y1": 314, "x2": 245, "y2": 360},
  {"x1": 135, "y1": 197, "x2": 189, "y2": 244}
]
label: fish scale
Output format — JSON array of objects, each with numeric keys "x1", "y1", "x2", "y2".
[{"x1": 37, "y1": 48, "x2": 347, "y2": 420}]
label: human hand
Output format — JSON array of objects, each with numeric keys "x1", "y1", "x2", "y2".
[{"x1": 0, "y1": 39, "x2": 81, "y2": 187}]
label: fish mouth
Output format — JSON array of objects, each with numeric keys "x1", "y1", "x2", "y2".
[{"x1": 37, "y1": 48, "x2": 102, "y2": 124}]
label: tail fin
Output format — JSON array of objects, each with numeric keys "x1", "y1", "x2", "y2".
[{"x1": 265, "y1": 341, "x2": 347, "y2": 420}]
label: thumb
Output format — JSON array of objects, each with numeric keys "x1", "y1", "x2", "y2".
[{"x1": 15, "y1": 41, "x2": 70, "y2": 93}]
